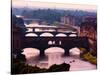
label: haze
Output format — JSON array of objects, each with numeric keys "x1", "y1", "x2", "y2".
[{"x1": 12, "y1": 0, "x2": 97, "y2": 12}]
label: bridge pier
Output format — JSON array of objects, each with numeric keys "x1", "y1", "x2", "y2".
[
  {"x1": 64, "y1": 48, "x2": 70, "y2": 56},
  {"x1": 39, "y1": 49, "x2": 45, "y2": 57}
]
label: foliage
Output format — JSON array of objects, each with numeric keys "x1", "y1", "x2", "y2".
[
  {"x1": 11, "y1": 59, "x2": 70, "y2": 74},
  {"x1": 79, "y1": 47, "x2": 87, "y2": 57},
  {"x1": 47, "y1": 63, "x2": 70, "y2": 72},
  {"x1": 81, "y1": 52, "x2": 97, "y2": 65},
  {"x1": 79, "y1": 47, "x2": 87, "y2": 53},
  {"x1": 79, "y1": 47, "x2": 97, "y2": 65},
  {"x1": 90, "y1": 50, "x2": 97, "y2": 57}
]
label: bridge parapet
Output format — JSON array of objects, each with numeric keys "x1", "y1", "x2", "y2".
[{"x1": 26, "y1": 26, "x2": 78, "y2": 33}]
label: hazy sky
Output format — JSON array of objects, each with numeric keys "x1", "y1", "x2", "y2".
[{"x1": 12, "y1": 0, "x2": 97, "y2": 12}]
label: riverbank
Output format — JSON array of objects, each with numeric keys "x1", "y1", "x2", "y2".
[
  {"x1": 80, "y1": 52, "x2": 97, "y2": 65},
  {"x1": 79, "y1": 48, "x2": 97, "y2": 65},
  {"x1": 12, "y1": 58, "x2": 70, "y2": 74}
]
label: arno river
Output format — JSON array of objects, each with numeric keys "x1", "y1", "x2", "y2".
[{"x1": 22, "y1": 47, "x2": 96, "y2": 71}]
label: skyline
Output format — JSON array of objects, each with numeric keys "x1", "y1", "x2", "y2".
[{"x1": 12, "y1": 0, "x2": 97, "y2": 12}]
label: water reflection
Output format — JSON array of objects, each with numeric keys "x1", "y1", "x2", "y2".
[{"x1": 22, "y1": 47, "x2": 96, "y2": 71}]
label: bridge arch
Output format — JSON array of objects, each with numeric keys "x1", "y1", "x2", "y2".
[
  {"x1": 56, "y1": 33, "x2": 67, "y2": 37},
  {"x1": 69, "y1": 47, "x2": 81, "y2": 56},
  {"x1": 69, "y1": 34, "x2": 77, "y2": 37},
  {"x1": 45, "y1": 47, "x2": 65, "y2": 54},
  {"x1": 40, "y1": 32, "x2": 54, "y2": 37},
  {"x1": 22, "y1": 48, "x2": 40, "y2": 58},
  {"x1": 25, "y1": 33, "x2": 38, "y2": 37}
]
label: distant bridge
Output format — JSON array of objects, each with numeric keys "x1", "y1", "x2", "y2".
[
  {"x1": 25, "y1": 21, "x2": 80, "y2": 34},
  {"x1": 25, "y1": 25, "x2": 80, "y2": 37}
]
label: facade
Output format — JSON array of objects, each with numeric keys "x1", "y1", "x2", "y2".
[
  {"x1": 60, "y1": 16, "x2": 75, "y2": 26},
  {"x1": 12, "y1": 25, "x2": 23, "y2": 55},
  {"x1": 80, "y1": 16, "x2": 97, "y2": 39},
  {"x1": 80, "y1": 16, "x2": 97, "y2": 53}
]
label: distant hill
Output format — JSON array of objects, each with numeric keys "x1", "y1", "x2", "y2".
[{"x1": 12, "y1": 7, "x2": 97, "y2": 26}]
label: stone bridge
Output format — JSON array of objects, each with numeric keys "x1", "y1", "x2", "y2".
[
  {"x1": 12, "y1": 25, "x2": 89, "y2": 56},
  {"x1": 21, "y1": 37, "x2": 89, "y2": 56}
]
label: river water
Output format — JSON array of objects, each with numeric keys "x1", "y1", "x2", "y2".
[{"x1": 22, "y1": 47, "x2": 96, "y2": 71}]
